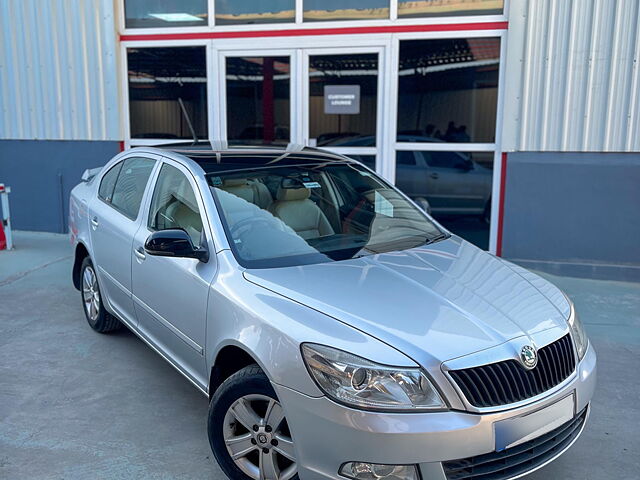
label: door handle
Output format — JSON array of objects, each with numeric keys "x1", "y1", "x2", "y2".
[
  {"x1": 429, "y1": 172, "x2": 439, "y2": 179},
  {"x1": 134, "y1": 246, "x2": 146, "y2": 261},
  {"x1": 90, "y1": 216, "x2": 99, "y2": 228}
]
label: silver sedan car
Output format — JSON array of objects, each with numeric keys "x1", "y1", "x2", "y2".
[{"x1": 69, "y1": 144, "x2": 596, "y2": 480}]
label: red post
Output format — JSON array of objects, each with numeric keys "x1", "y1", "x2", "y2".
[{"x1": 496, "y1": 152, "x2": 508, "y2": 257}]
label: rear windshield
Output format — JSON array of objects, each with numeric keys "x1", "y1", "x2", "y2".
[{"x1": 207, "y1": 161, "x2": 445, "y2": 269}]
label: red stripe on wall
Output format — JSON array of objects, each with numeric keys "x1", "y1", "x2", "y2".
[
  {"x1": 120, "y1": 21, "x2": 508, "y2": 42},
  {"x1": 496, "y1": 152, "x2": 507, "y2": 257}
]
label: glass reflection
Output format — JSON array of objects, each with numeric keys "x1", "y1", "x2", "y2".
[
  {"x1": 226, "y1": 57, "x2": 291, "y2": 144},
  {"x1": 124, "y1": 0, "x2": 208, "y2": 28},
  {"x1": 398, "y1": 0, "x2": 503, "y2": 18},
  {"x1": 394, "y1": 151, "x2": 493, "y2": 249},
  {"x1": 303, "y1": 0, "x2": 389, "y2": 22},
  {"x1": 128, "y1": 47, "x2": 208, "y2": 139},
  {"x1": 215, "y1": 0, "x2": 295, "y2": 25},
  {"x1": 309, "y1": 54, "x2": 378, "y2": 148},
  {"x1": 397, "y1": 38, "x2": 500, "y2": 143}
]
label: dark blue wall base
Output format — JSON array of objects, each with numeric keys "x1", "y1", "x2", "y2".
[
  {"x1": 0, "y1": 140, "x2": 121, "y2": 233},
  {"x1": 502, "y1": 151, "x2": 640, "y2": 282}
]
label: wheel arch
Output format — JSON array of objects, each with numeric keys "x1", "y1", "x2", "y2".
[
  {"x1": 72, "y1": 242, "x2": 90, "y2": 290},
  {"x1": 209, "y1": 343, "x2": 264, "y2": 400}
]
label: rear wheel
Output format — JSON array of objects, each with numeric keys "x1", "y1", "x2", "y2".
[
  {"x1": 208, "y1": 365, "x2": 298, "y2": 480},
  {"x1": 80, "y1": 257, "x2": 121, "y2": 333}
]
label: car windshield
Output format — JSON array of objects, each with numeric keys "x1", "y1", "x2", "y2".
[{"x1": 207, "y1": 161, "x2": 446, "y2": 268}]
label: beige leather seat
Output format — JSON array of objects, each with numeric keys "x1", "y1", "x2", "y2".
[
  {"x1": 269, "y1": 187, "x2": 334, "y2": 240},
  {"x1": 222, "y1": 178, "x2": 273, "y2": 210}
]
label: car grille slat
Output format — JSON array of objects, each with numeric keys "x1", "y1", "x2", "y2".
[
  {"x1": 443, "y1": 407, "x2": 588, "y2": 480},
  {"x1": 449, "y1": 335, "x2": 576, "y2": 408}
]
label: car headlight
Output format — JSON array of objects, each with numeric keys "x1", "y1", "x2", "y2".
[
  {"x1": 567, "y1": 299, "x2": 588, "y2": 361},
  {"x1": 301, "y1": 343, "x2": 445, "y2": 411}
]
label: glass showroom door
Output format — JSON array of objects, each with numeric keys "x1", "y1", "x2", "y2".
[
  {"x1": 219, "y1": 50, "x2": 295, "y2": 145},
  {"x1": 303, "y1": 48, "x2": 384, "y2": 172}
]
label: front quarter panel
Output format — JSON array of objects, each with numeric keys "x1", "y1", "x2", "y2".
[{"x1": 206, "y1": 251, "x2": 418, "y2": 398}]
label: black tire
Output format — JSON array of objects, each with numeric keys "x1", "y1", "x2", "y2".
[
  {"x1": 80, "y1": 257, "x2": 121, "y2": 333},
  {"x1": 208, "y1": 365, "x2": 299, "y2": 480}
]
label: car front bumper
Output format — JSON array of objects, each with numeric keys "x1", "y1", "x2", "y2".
[{"x1": 274, "y1": 341, "x2": 596, "y2": 480}]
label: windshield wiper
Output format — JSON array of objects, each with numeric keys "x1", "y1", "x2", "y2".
[{"x1": 424, "y1": 233, "x2": 449, "y2": 245}]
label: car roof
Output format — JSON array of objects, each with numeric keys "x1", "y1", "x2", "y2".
[{"x1": 153, "y1": 141, "x2": 356, "y2": 174}]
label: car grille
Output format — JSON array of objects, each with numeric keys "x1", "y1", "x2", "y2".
[
  {"x1": 449, "y1": 335, "x2": 576, "y2": 408},
  {"x1": 442, "y1": 406, "x2": 588, "y2": 480}
]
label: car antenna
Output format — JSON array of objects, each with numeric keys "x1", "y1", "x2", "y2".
[{"x1": 177, "y1": 97, "x2": 198, "y2": 145}]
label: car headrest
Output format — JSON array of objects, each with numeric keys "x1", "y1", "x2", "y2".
[
  {"x1": 223, "y1": 178, "x2": 248, "y2": 187},
  {"x1": 276, "y1": 187, "x2": 311, "y2": 202}
]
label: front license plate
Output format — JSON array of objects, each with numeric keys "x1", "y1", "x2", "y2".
[{"x1": 494, "y1": 393, "x2": 575, "y2": 452}]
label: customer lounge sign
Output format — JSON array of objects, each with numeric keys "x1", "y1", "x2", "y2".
[{"x1": 324, "y1": 85, "x2": 361, "y2": 114}]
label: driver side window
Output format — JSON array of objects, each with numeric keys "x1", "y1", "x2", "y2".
[{"x1": 148, "y1": 164, "x2": 203, "y2": 248}]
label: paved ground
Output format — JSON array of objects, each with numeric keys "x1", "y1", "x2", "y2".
[{"x1": 1, "y1": 231, "x2": 638, "y2": 479}]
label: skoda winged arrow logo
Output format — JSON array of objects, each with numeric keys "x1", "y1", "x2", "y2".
[{"x1": 520, "y1": 345, "x2": 538, "y2": 369}]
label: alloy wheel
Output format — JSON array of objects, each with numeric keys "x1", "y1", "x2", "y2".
[
  {"x1": 82, "y1": 265, "x2": 101, "y2": 322},
  {"x1": 223, "y1": 394, "x2": 297, "y2": 480}
]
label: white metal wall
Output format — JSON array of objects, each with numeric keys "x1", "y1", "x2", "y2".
[
  {"x1": 502, "y1": 0, "x2": 640, "y2": 152},
  {"x1": 0, "y1": 0, "x2": 120, "y2": 141}
]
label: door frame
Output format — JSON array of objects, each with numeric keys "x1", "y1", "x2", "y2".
[{"x1": 300, "y1": 45, "x2": 386, "y2": 176}]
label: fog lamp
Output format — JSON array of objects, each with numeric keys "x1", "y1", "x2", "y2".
[{"x1": 340, "y1": 462, "x2": 419, "y2": 480}]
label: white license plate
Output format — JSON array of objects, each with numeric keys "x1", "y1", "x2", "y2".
[{"x1": 494, "y1": 393, "x2": 575, "y2": 451}]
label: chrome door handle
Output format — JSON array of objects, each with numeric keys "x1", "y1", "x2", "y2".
[
  {"x1": 90, "y1": 216, "x2": 99, "y2": 228},
  {"x1": 429, "y1": 172, "x2": 439, "y2": 179},
  {"x1": 134, "y1": 247, "x2": 146, "y2": 261}
]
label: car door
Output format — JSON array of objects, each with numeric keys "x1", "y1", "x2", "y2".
[
  {"x1": 89, "y1": 156, "x2": 157, "y2": 325},
  {"x1": 131, "y1": 160, "x2": 216, "y2": 389},
  {"x1": 419, "y1": 151, "x2": 485, "y2": 214}
]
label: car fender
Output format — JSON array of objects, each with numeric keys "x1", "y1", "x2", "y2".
[{"x1": 206, "y1": 251, "x2": 417, "y2": 398}]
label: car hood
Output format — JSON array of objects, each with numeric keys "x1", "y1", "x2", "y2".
[{"x1": 243, "y1": 237, "x2": 571, "y2": 365}]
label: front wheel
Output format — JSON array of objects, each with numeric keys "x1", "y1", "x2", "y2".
[
  {"x1": 208, "y1": 365, "x2": 298, "y2": 480},
  {"x1": 80, "y1": 257, "x2": 121, "y2": 333}
]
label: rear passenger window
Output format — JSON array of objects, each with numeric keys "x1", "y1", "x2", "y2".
[
  {"x1": 148, "y1": 164, "x2": 203, "y2": 247},
  {"x1": 98, "y1": 162, "x2": 122, "y2": 202},
  {"x1": 110, "y1": 157, "x2": 155, "y2": 219}
]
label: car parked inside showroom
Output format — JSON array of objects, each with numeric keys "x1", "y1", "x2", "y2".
[
  {"x1": 69, "y1": 143, "x2": 595, "y2": 480},
  {"x1": 323, "y1": 135, "x2": 493, "y2": 221}
]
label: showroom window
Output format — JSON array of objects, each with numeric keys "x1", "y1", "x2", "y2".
[
  {"x1": 127, "y1": 47, "x2": 208, "y2": 140},
  {"x1": 394, "y1": 150, "x2": 494, "y2": 249},
  {"x1": 215, "y1": 0, "x2": 295, "y2": 25},
  {"x1": 225, "y1": 56, "x2": 291, "y2": 144},
  {"x1": 303, "y1": 0, "x2": 389, "y2": 22},
  {"x1": 397, "y1": 38, "x2": 500, "y2": 143},
  {"x1": 398, "y1": 0, "x2": 503, "y2": 18},
  {"x1": 395, "y1": 37, "x2": 500, "y2": 250},
  {"x1": 309, "y1": 54, "x2": 379, "y2": 148},
  {"x1": 124, "y1": 0, "x2": 208, "y2": 28}
]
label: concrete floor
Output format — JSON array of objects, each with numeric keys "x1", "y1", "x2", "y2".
[{"x1": 1, "y1": 231, "x2": 638, "y2": 479}]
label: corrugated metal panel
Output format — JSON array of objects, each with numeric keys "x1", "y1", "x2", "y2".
[
  {"x1": 0, "y1": 0, "x2": 120, "y2": 140},
  {"x1": 502, "y1": 0, "x2": 640, "y2": 152}
]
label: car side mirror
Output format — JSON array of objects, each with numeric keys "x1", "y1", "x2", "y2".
[{"x1": 144, "y1": 229, "x2": 209, "y2": 263}]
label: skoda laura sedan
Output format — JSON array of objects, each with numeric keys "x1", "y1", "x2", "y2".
[{"x1": 69, "y1": 144, "x2": 596, "y2": 480}]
